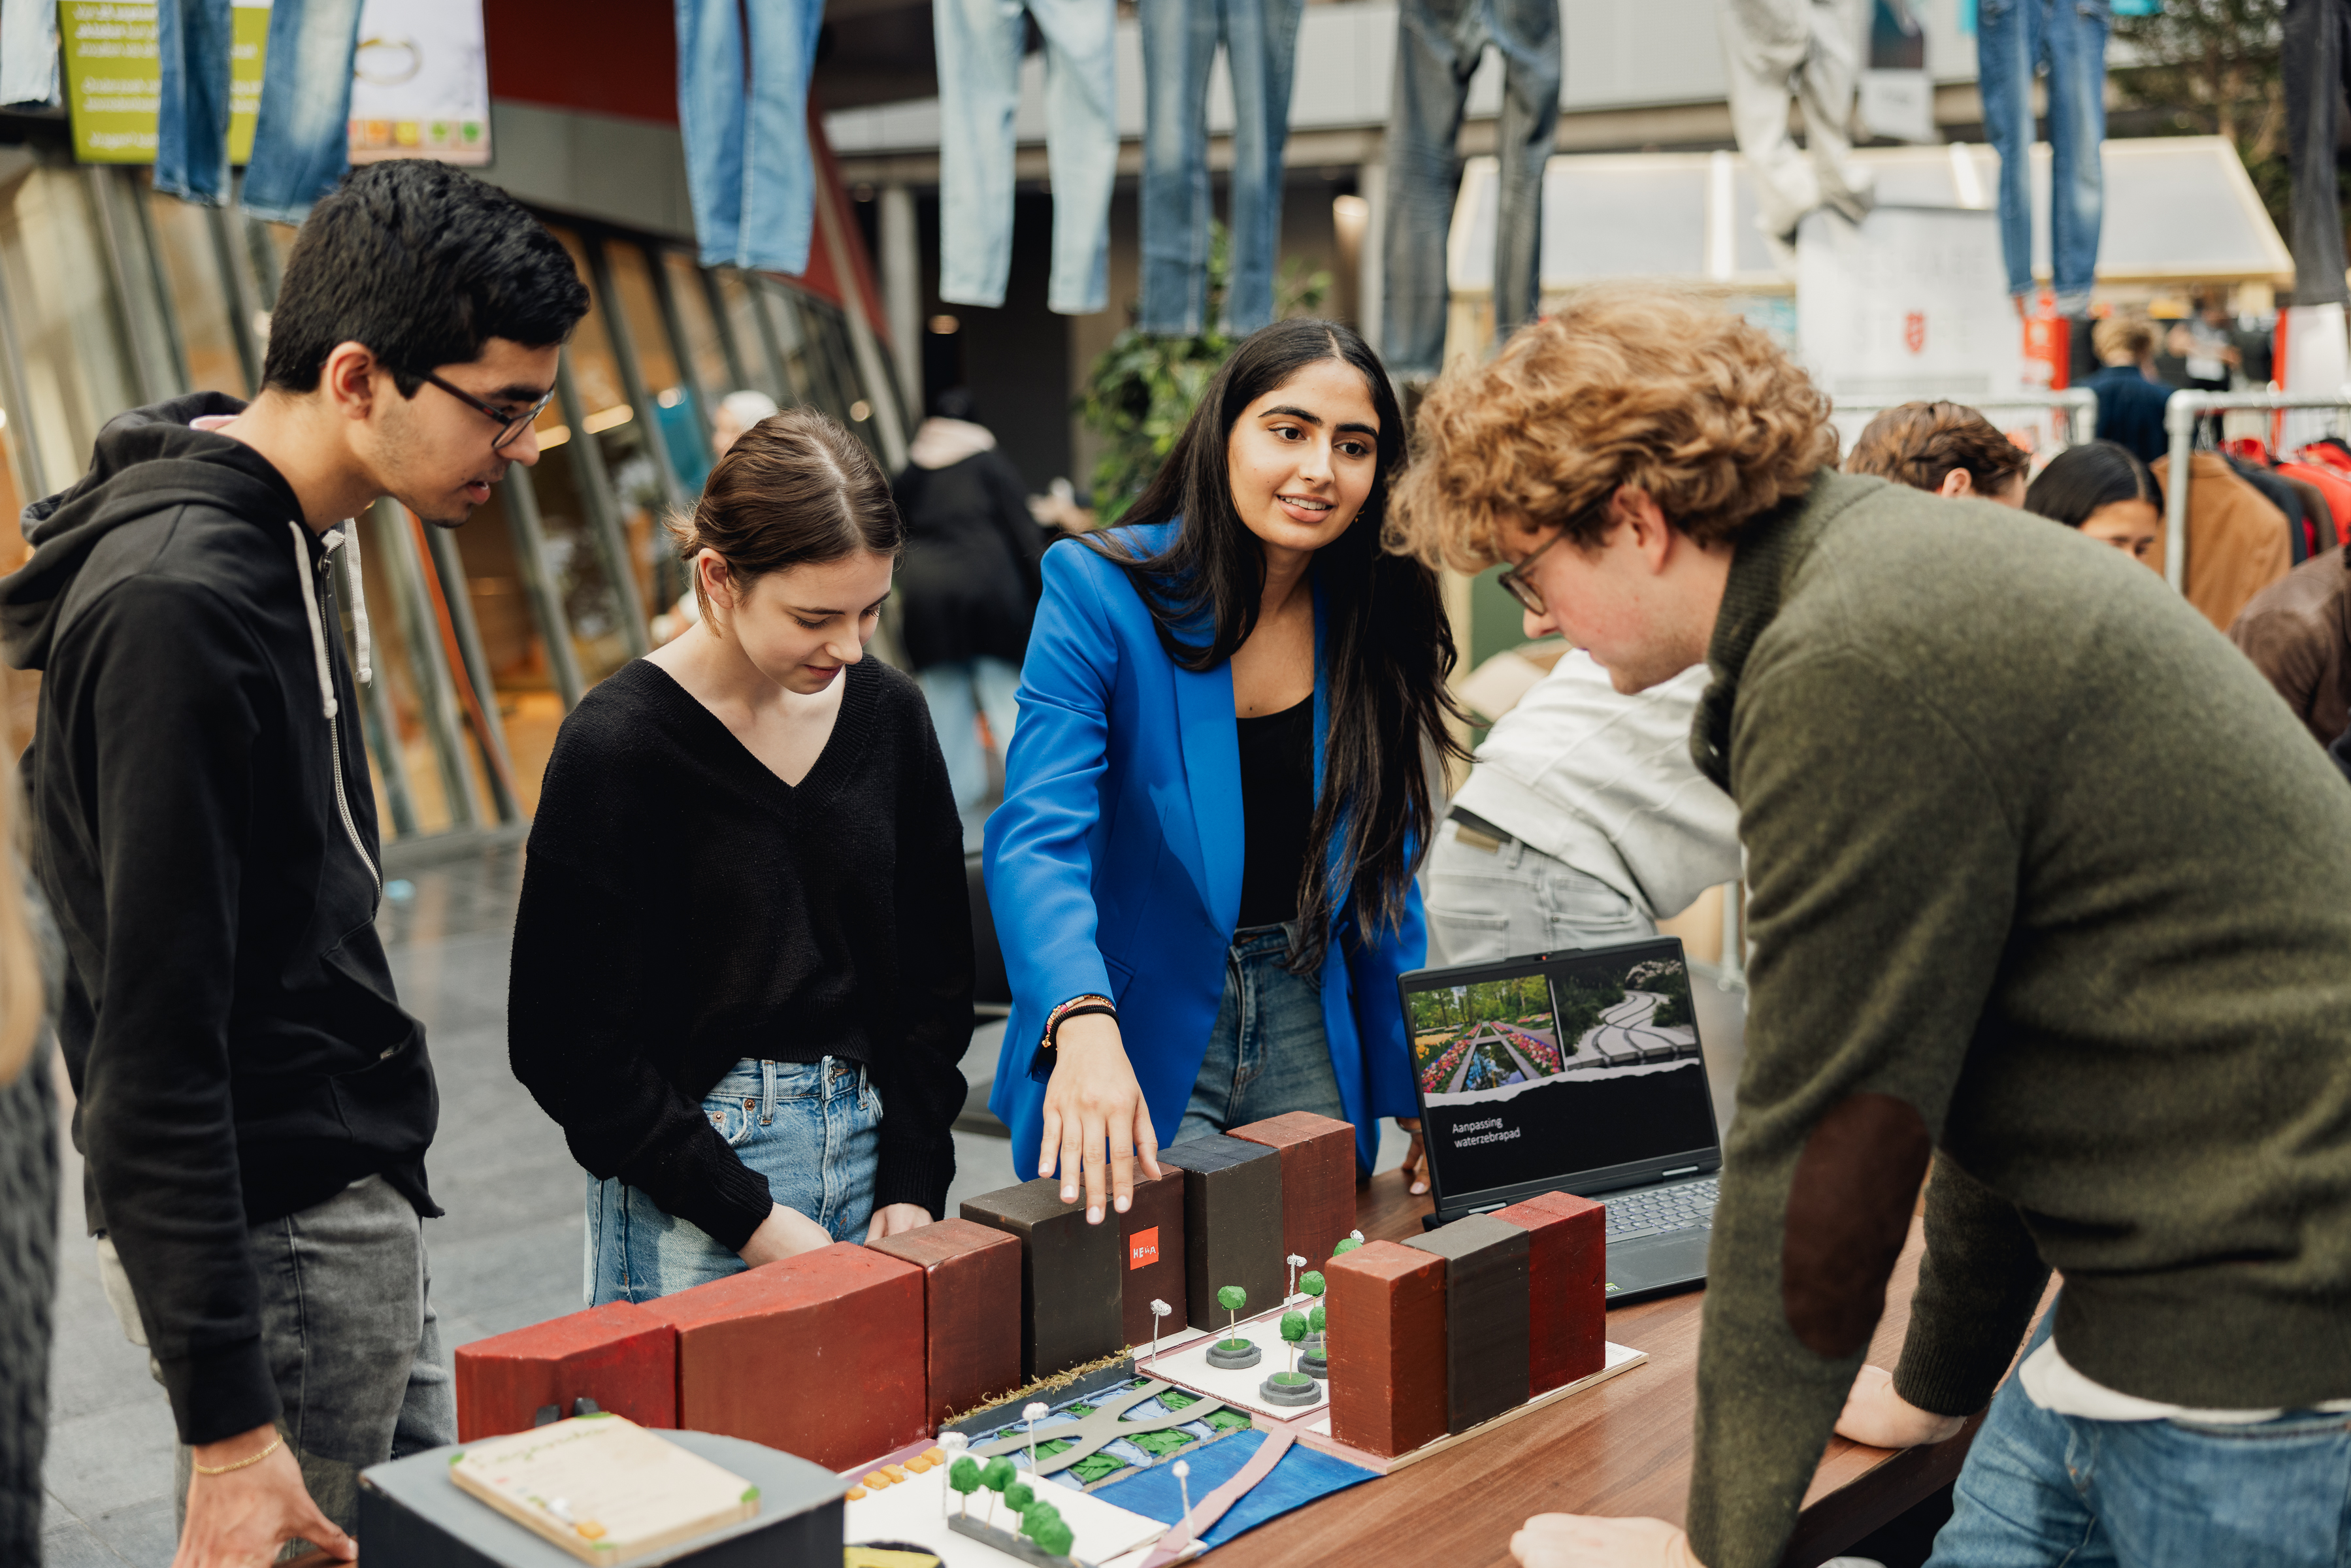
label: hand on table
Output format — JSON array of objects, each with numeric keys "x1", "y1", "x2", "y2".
[
  {"x1": 1834, "y1": 1364, "x2": 1966, "y2": 1448},
  {"x1": 174, "y1": 1425, "x2": 352, "y2": 1568},
  {"x1": 1395, "y1": 1117, "x2": 1429, "y2": 1194},
  {"x1": 864, "y1": 1202, "x2": 933, "y2": 1243},
  {"x1": 738, "y1": 1201, "x2": 837, "y2": 1266},
  {"x1": 1040, "y1": 1012, "x2": 1162, "y2": 1224},
  {"x1": 1512, "y1": 1514, "x2": 1702, "y2": 1568}
]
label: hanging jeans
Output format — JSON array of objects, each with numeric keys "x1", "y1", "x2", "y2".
[
  {"x1": 1977, "y1": 0, "x2": 2107, "y2": 310},
  {"x1": 935, "y1": 0, "x2": 1117, "y2": 316},
  {"x1": 676, "y1": 0, "x2": 825, "y2": 275},
  {"x1": 154, "y1": 0, "x2": 362, "y2": 219},
  {"x1": 2286, "y1": 0, "x2": 2351, "y2": 309},
  {"x1": 1382, "y1": 0, "x2": 1560, "y2": 380},
  {"x1": 1136, "y1": 0, "x2": 1306, "y2": 336},
  {"x1": 0, "y1": 0, "x2": 58, "y2": 108},
  {"x1": 1718, "y1": 0, "x2": 1873, "y2": 244}
]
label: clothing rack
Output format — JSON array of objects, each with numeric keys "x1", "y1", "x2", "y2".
[
  {"x1": 1827, "y1": 387, "x2": 2100, "y2": 449},
  {"x1": 2162, "y1": 391, "x2": 2351, "y2": 596}
]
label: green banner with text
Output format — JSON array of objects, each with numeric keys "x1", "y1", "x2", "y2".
[{"x1": 62, "y1": 1, "x2": 269, "y2": 166}]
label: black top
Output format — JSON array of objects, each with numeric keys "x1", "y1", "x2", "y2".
[
  {"x1": 0, "y1": 392, "x2": 432, "y2": 1449},
  {"x1": 891, "y1": 450, "x2": 1045, "y2": 670},
  {"x1": 1235, "y1": 694, "x2": 1315, "y2": 928},
  {"x1": 2084, "y1": 365, "x2": 2175, "y2": 466},
  {"x1": 509, "y1": 657, "x2": 972, "y2": 1252}
]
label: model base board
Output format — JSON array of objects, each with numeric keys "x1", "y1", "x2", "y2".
[
  {"x1": 843, "y1": 1443, "x2": 1174, "y2": 1567},
  {"x1": 1136, "y1": 1303, "x2": 1332, "y2": 1421},
  {"x1": 1294, "y1": 1340, "x2": 1647, "y2": 1475}
]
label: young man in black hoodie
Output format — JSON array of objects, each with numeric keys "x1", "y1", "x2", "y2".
[{"x1": 0, "y1": 162, "x2": 585, "y2": 1565}]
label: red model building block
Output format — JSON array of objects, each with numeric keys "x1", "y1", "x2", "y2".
[
  {"x1": 647, "y1": 1242, "x2": 927, "y2": 1470},
  {"x1": 1119, "y1": 1168, "x2": 1189, "y2": 1346},
  {"x1": 1230, "y1": 1110, "x2": 1356, "y2": 1267},
  {"x1": 452, "y1": 1301, "x2": 678, "y2": 1442},
  {"x1": 1323, "y1": 1239, "x2": 1447, "y2": 1458},
  {"x1": 869, "y1": 1218, "x2": 1025, "y2": 1426},
  {"x1": 1494, "y1": 1190, "x2": 1607, "y2": 1394}
]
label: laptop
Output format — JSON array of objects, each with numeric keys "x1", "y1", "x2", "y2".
[{"x1": 1397, "y1": 935, "x2": 1724, "y2": 1301}]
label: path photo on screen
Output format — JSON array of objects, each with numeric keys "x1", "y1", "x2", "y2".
[{"x1": 1411, "y1": 956, "x2": 1700, "y2": 1109}]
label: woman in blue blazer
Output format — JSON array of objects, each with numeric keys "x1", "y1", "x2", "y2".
[{"x1": 984, "y1": 319, "x2": 1466, "y2": 1223}]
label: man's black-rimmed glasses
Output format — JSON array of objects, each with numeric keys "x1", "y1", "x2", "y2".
[
  {"x1": 416, "y1": 370, "x2": 555, "y2": 453},
  {"x1": 1496, "y1": 524, "x2": 1571, "y2": 615}
]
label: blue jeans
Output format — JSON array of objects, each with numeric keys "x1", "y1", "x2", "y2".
[
  {"x1": 156, "y1": 0, "x2": 364, "y2": 218},
  {"x1": 1977, "y1": 0, "x2": 2107, "y2": 309},
  {"x1": 676, "y1": 0, "x2": 825, "y2": 274},
  {"x1": 1382, "y1": 0, "x2": 1560, "y2": 378},
  {"x1": 1136, "y1": 0, "x2": 1305, "y2": 336},
  {"x1": 0, "y1": 0, "x2": 57, "y2": 108},
  {"x1": 155, "y1": 0, "x2": 235, "y2": 203},
  {"x1": 935, "y1": 0, "x2": 1116, "y2": 315},
  {"x1": 921, "y1": 655, "x2": 1023, "y2": 819},
  {"x1": 1423, "y1": 823, "x2": 1653, "y2": 967},
  {"x1": 1930, "y1": 1312, "x2": 2351, "y2": 1567},
  {"x1": 1176, "y1": 924, "x2": 1344, "y2": 1142},
  {"x1": 582, "y1": 1058, "x2": 880, "y2": 1305}
]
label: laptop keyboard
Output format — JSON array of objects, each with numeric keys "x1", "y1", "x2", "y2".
[{"x1": 1602, "y1": 1178, "x2": 1718, "y2": 1243}]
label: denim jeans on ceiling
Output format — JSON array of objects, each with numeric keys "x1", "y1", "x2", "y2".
[
  {"x1": 2285, "y1": 0, "x2": 2351, "y2": 309},
  {"x1": 1382, "y1": 0, "x2": 1560, "y2": 380},
  {"x1": 0, "y1": 0, "x2": 58, "y2": 108},
  {"x1": 153, "y1": 0, "x2": 362, "y2": 220},
  {"x1": 1137, "y1": 0, "x2": 1306, "y2": 336},
  {"x1": 1926, "y1": 1309, "x2": 2351, "y2": 1567},
  {"x1": 935, "y1": 0, "x2": 1117, "y2": 316},
  {"x1": 1977, "y1": 0, "x2": 2107, "y2": 310},
  {"x1": 676, "y1": 0, "x2": 825, "y2": 275}
]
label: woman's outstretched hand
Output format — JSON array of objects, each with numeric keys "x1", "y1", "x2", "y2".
[
  {"x1": 864, "y1": 1203, "x2": 934, "y2": 1244},
  {"x1": 1396, "y1": 1117, "x2": 1429, "y2": 1194},
  {"x1": 1040, "y1": 1012, "x2": 1163, "y2": 1224}
]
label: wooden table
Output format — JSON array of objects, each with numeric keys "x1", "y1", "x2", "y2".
[{"x1": 1210, "y1": 1169, "x2": 1981, "y2": 1568}]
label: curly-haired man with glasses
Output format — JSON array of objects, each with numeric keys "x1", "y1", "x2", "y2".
[
  {"x1": 0, "y1": 161, "x2": 586, "y2": 1567},
  {"x1": 1389, "y1": 286, "x2": 2351, "y2": 1568}
]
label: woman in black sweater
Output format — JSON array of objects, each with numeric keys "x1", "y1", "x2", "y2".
[{"x1": 510, "y1": 408, "x2": 971, "y2": 1303}]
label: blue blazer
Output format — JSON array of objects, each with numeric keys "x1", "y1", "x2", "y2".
[{"x1": 983, "y1": 524, "x2": 1426, "y2": 1177}]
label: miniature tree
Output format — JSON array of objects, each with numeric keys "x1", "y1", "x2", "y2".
[
  {"x1": 1269, "y1": 1309, "x2": 1313, "y2": 1386},
  {"x1": 947, "y1": 1456, "x2": 981, "y2": 1518},
  {"x1": 1309, "y1": 1301, "x2": 1325, "y2": 1333},
  {"x1": 1033, "y1": 1513, "x2": 1076, "y2": 1560},
  {"x1": 1215, "y1": 1284, "x2": 1248, "y2": 1349},
  {"x1": 1021, "y1": 1497, "x2": 1062, "y2": 1541},
  {"x1": 1331, "y1": 1231, "x2": 1363, "y2": 1258},
  {"x1": 980, "y1": 1456, "x2": 1015, "y2": 1526}
]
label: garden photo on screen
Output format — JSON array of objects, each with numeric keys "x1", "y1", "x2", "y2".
[{"x1": 1411, "y1": 956, "x2": 1698, "y2": 1109}]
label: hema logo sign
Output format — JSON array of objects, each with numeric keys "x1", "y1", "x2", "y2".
[{"x1": 1128, "y1": 1227, "x2": 1159, "y2": 1271}]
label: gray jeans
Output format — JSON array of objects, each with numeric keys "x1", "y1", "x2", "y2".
[
  {"x1": 1424, "y1": 817, "x2": 1655, "y2": 966},
  {"x1": 99, "y1": 1173, "x2": 453, "y2": 1536}
]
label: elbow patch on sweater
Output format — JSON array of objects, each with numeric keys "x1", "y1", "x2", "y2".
[{"x1": 1782, "y1": 1092, "x2": 1932, "y2": 1358}]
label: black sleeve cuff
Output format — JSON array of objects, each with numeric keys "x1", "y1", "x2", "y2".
[
  {"x1": 160, "y1": 1337, "x2": 282, "y2": 1448},
  {"x1": 876, "y1": 1128, "x2": 955, "y2": 1222},
  {"x1": 660, "y1": 1147, "x2": 775, "y2": 1255}
]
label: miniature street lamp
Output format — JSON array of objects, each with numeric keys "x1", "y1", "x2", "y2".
[
  {"x1": 938, "y1": 1431, "x2": 970, "y2": 1516},
  {"x1": 1023, "y1": 1401, "x2": 1049, "y2": 1474},
  {"x1": 1148, "y1": 1298, "x2": 1171, "y2": 1362},
  {"x1": 1285, "y1": 1252, "x2": 1307, "y2": 1299},
  {"x1": 1172, "y1": 1458, "x2": 1194, "y2": 1527}
]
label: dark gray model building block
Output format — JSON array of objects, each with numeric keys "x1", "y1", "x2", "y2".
[
  {"x1": 355, "y1": 1429, "x2": 841, "y2": 1567},
  {"x1": 961, "y1": 1175, "x2": 1126, "y2": 1380},
  {"x1": 1404, "y1": 1212, "x2": 1532, "y2": 1433},
  {"x1": 1158, "y1": 1135, "x2": 1286, "y2": 1328}
]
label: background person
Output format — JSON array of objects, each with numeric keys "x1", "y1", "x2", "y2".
[
  {"x1": 2023, "y1": 440, "x2": 2165, "y2": 564},
  {"x1": 2229, "y1": 542, "x2": 2351, "y2": 749},
  {"x1": 0, "y1": 767, "x2": 50, "y2": 1565},
  {"x1": 986, "y1": 319, "x2": 1462, "y2": 1223},
  {"x1": 893, "y1": 387, "x2": 1045, "y2": 837},
  {"x1": 1390, "y1": 286, "x2": 2351, "y2": 1568},
  {"x1": 510, "y1": 410, "x2": 970, "y2": 1301},
  {"x1": 2081, "y1": 315, "x2": 2175, "y2": 466},
  {"x1": 709, "y1": 389, "x2": 780, "y2": 457},
  {"x1": 0, "y1": 161, "x2": 588, "y2": 1565},
  {"x1": 1841, "y1": 400, "x2": 2030, "y2": 502}
]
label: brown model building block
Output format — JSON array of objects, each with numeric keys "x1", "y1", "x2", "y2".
[
  {"x1": 646, "y1": 1242, "x2": 927, "y2": 1471},
  {"x1": 1229, "y1": 1110, "x2": 1357, "y2": 1267},
  {"x1": 1494, "y1": 1190, "x2": 1607, "y2": 1394},
  {"x1": 961, "y1": 1176, "x2": 1126, "y2": 1380},
  {"x1": 1117, "y1": 1168, "x2": 1189, "y2": 1345},
  {"x1": 869, "y1": 1218, "x2": 1026, "y2": 1426},
  {"x1": 452, "y1": 1301, "x2": 678, "y2": 1442},
  {"x1": 1322, "y1": 1239, "x2": 1447, "y2": 1458},
  {"x1": 1404, "y1": 1213, "x2": 1532, "y2": 1433},
  {"x1": 1157, "y1": 1134, "x2": 1287, "y2": 1327}
]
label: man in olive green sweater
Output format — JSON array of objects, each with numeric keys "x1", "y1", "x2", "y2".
[{"x1": 1390, "y1": 287, "x2": 2351, "y2": 1568}]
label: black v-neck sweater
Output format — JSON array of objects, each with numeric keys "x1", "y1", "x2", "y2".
[{"x1": 509, "y1": 656, "x2": 972, "y2": 1249}]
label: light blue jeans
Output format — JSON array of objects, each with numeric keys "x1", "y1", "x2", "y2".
[
  {"x1": 676, "y1": 0, "x2": 825, "y2": 274},
  {"x1": 583, "y1": 1058, "x2": 880, "y2": 1305},
  {"x1": 1136, "y1": 0, "x2": 1305, "y2": 335},
  {"x1": 921, "y1": 655, "x2": 1023, "y2": 817},
  {"x1": 156, "y1": 0, "x2": 364, "y2": 218},
  {"x1": 1177, "y1": 923, "x2": 1345, "y2": 1143},
  {"x1": 1423, "y1": 822, "x2": 1653, "y2": 966},
  {"x1": 1930, "y1": 1310, "x2": 2351, "y2": 1566},
  {"x1": 1382, "y1": 0, "x2": 1560, "y2": 378},
  {"x1": 1977, "y1": 0, "x2": 2107, "y2": 310},
  {"x1": 0, "y1": 0, "x2": 57, "y2": 108},
  {"x1": 934, "y1": 0, "x2": 1117, "y2": 314}
]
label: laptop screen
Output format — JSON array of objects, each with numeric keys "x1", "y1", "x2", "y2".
[{"x1": 1402, "y1": 938, "x2": 1721, "y2": 1205}]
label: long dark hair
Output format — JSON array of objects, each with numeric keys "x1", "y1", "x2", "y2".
[
  {"x1": 1087, "y1": 319, "x2": 1468, "y2": 970},
  {"x1": 2023, "y1": 440, "x2": 2163, "y2": 528}
]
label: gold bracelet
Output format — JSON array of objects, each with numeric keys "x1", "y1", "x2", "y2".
[{"x1": 193, "y1": 1435, "x2": 281, "y2": 1476}]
